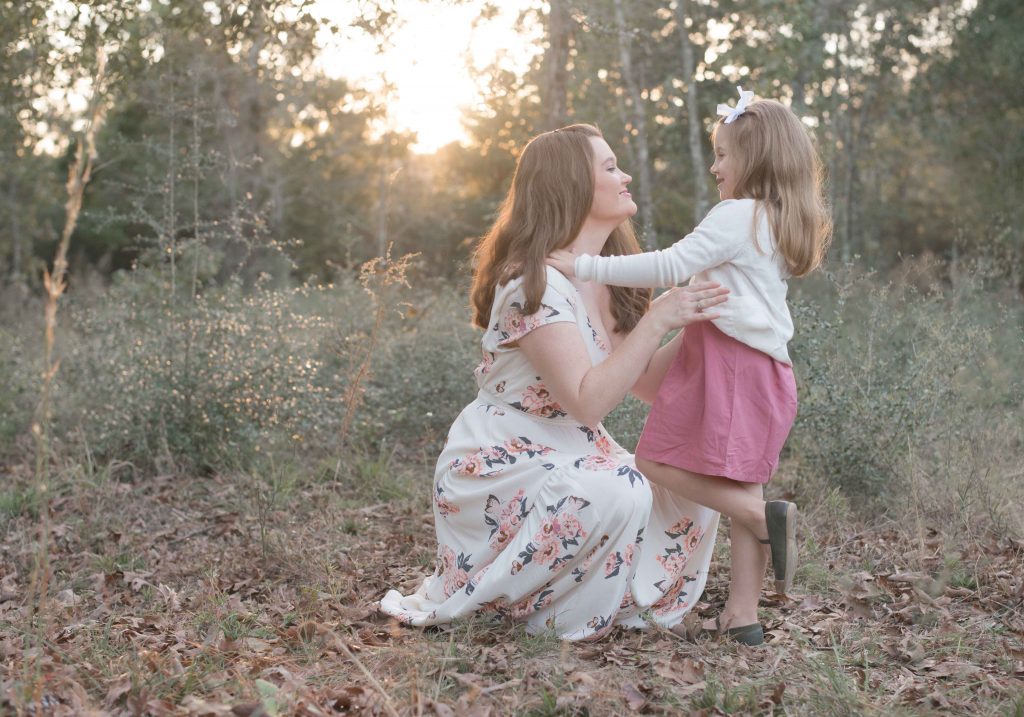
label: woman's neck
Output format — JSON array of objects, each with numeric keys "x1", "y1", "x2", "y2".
[{"x1": 568, "y1": 219, "x2": 618, "y2": 257}]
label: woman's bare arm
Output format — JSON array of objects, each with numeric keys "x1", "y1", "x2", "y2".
[
  {"x1": 518, "y1": 283, "x2": 726, "y2": 427},
  {"x1": 629, "y1": 330, "x2": 685, "y2": 404}
]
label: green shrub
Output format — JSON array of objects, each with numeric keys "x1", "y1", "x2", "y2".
[
  {"x1": 359, "y1": 283, "x2": 479, "y2": 453},
  {"x1": 55, "y1": 268, "x2": 363, "y2": 473},
  {"x1": 788, "y1": 260, "x2": 1022, "y2": 514},
  {"x1": 0, "y1": 326, "x2": 34, "y2": 455}
]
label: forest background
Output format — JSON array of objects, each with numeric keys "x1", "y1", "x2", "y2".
[{"x1": 1, "y1": 0, "x2": 1022, "y2": 714}]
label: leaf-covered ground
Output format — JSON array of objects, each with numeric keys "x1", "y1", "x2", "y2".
[{"x1": 1, "y1": 464, "x2": 1022, "y2": 716}]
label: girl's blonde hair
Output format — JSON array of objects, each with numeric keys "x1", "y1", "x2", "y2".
[
  {"x1": 470, "y1": 124, "x2": 650, "y2": 332},
  {"x1": 712, "y1": 99, "x2": 832, "y2": 277}
]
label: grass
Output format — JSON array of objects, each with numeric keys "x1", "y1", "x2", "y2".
[{"x1": 1, "y1": 456, "x2": 1021, "y2": 715}]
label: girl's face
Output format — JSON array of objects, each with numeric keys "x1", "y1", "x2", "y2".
[
  {"x1": 710, "y1": 126, "x2": 739, "y2": 200},
  {"x1": 588, "y1": 137, "x2": 636, "y2": 223}
]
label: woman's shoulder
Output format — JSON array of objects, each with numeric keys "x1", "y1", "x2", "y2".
[
  {"x1": 494, "y1": 265, "x2": 579, "y2": 310},
  {"x1": 543, "y1": 264, "x2": 578, "y2": 298}
]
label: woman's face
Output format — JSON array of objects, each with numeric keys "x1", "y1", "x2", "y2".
[
  {"x1": 710, "y1": 125, "x2": 739, "y2": 200},
  {"x1": 588, "y1": 137, "x2": 636, "y2": 223}
]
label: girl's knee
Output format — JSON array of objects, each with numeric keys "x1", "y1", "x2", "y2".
[{"x1": 636, "y1": 456, "x2": 656, "y2": 472}]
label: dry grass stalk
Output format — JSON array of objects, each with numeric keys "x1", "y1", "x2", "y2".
[
  {"x1": 26, "y1": 49, "x2": 107, "y2": 690},
  {"x1": 335, "y1": 246, "x2": 416, "y2": 472},
  {"x1": 331, "y1": 631, "x2": 402, "y2": 717}
]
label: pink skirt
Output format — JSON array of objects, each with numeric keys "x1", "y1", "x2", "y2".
[{"x1": 636, "y1": 322, "x2": 797, "y2": 484}]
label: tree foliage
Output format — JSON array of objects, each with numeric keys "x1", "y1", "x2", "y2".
[{"x1": 0, "y1": 0, "x2": 1020, "y2": 287}]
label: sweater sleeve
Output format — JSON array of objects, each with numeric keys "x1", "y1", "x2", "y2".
[{"x1": 575, "y1": 200, "x2": 752, "y2": 288}]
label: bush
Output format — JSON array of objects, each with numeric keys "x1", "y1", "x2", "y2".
[
  {"x1": 359, "y1": 283, "x2": 480, "y2": 454},
  {"x1": 0, "y1": 325, "x2": 34, "y2": 456},
  {"x1": 54, "y1": 268, "x2": 363, "y2": 473},
  {"x1": 788, "y1": 259, "x2": 1023, "y2": 521}
]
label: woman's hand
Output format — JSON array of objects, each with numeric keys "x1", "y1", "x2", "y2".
[
  {"x1": 546, "y1": 250, "x2": 577, "y2": 278},
  {"x1": 645, "y1": 281, "x2": 729, "y2": 334}
]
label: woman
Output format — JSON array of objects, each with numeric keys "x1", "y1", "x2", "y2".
[{"x1": 380, "y1": 124, "x2": 728, "y2": 640}]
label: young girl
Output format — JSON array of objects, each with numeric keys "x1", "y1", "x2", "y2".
[{"x1": 549, "y1": 89, "x2": 831, "y2": 645}]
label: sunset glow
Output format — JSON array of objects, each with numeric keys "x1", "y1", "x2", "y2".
[{"x1": 314, "y1": 0, "x2": 539, "y2": 153}]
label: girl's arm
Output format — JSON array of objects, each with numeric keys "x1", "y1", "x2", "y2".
[
  {"x1": 550, "y1": 199, "x2": 752, "y2": 288},
  {"x1": 518, "y1": 283, "x2": 726, "y2": 428}
]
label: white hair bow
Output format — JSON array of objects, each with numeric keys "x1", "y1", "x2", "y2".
[{"x1": 716, "y1": 86, "x2": 755, "y2": 124}]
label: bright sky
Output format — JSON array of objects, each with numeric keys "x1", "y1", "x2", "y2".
[{"x1": 313, "y1": 0, "x2": 539, "y2": 153}]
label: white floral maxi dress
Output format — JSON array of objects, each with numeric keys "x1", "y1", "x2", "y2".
[{"x1": 380, "y1": 268, "x2": 720, "y2": 640}]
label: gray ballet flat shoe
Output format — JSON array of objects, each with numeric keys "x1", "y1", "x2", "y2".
[
  {"x1": 763, "y1": 500, "x2": 798, "y2": 594},
  {"x1": 696, "y1": 616, "x2": 764, "y2": 646}
]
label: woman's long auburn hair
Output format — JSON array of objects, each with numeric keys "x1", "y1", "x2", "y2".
[
  {"x1": 470, "y1": 124, "x2": 650, "y2": 332},
  {"x1": 712, "y1": 99, "x2": 832, "y2": 277}
]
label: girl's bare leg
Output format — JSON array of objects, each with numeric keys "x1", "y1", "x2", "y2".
[
  {"x1": 636, "y1": 458, "x2": 768, "y2": 537},
  {"x1": 720, "y1": 500, "x2": 770, "y2": 627}
]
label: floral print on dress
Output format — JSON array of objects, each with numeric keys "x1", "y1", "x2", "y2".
[
  {"x1": 510, "y1": 495, "x2": 590, "y2": 575},
  {"x1": 509, "y1": 382, "x2": 567, "y2": 419},
  {"x1": 603, "y1": 543, "x2": 635, "y2": 579},
  {"x1": 594, "y1": 434, "x2": 614, "y2": 456},
  {"x1": 434, "y1": 483, "x2": 460, "y2": 519},
  {"x1": 436, "y1": 545, "x2": 474, "y2": 599},
  {"x1": 509, "y1": 586, "x2": 555, "y2": 618},
  {"x1": 573, "y1": 456, "x2": 645, "y2": 487},
  {"x1": 464, "y1": 563, "x2": 491, "y2": 597},
  {"x1": 652, "y1": 572, "x2": 698, "y2": 616},
  {"x1": 571, "y1": 535, "x2": 609, "y2": 583},
  {"x1": 653, "y1": 518, "x2": 706, "y2": 615},
  {"x1": 484, "y1": 489, "x2": 530, "y2": 551},
  {"x1": 494, "y1": 301, "x2": 562, "y2": 346},
  {"x1": 586, "y1": 614, "x2": 613, "y2": 638},
  {"x1": 586, "y1": 316, "x2": 610, "y2": 354},
  {"x1": 578, "y1": 426, "x2": 616, "y2": 456},
  {"x1": 448, "y1": 437, "x2": 556, "y2": 477},
  {"x1": 665, "y1": 517, "x2": 694, "y2": 540},
  {"x1": 474, "y1": 350, "x2": 496, "y2": 379}
]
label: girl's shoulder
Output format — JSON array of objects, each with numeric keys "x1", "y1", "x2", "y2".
[
  {"x1": 696, "y1": 199, "x2": 759, "y2": 245},
  {"x1": 704, "y1": 198, "x2": 757, "y2": 223}
]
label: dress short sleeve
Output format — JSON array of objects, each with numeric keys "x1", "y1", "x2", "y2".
[{"x1": 487, "y1": 268, "x2": 578, "y2": 350}]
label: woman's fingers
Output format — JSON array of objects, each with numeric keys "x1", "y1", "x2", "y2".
[
  {"x1": 691, "y1": 311, "x2": 720, "y2": 321},
  {"x1": 686, "y1": 284, "x2": 729, "y2": 300},
  {"x1": 685, "y1": 281, "x2": 725, "y2": 293},
  {"x1": 700, "y1": 293, "x2": 729, "y2": 308}
]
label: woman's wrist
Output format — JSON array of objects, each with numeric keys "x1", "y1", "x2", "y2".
[{"x1": 636, "y1": 309, "x2": 670, "y2": 341}]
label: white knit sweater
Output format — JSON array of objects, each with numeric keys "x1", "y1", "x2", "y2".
[{"x1": 575, "y1": 198, "x2": 794, "y2": 365}]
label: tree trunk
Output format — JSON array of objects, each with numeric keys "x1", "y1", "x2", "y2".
[
  {"x1": 829, "y1": 33, "x2": 848, "y2": 263},
  {"x1": 675, "y1": 0, "x2": 709, "y2": 224},
  {"x1": 245, "y1": 0, "x2": 268, "y2": 180},
  {"x1": 541, "y1": 0, "x2": 571, "y2": 131},
  {"x1": 612, "y1": 0, "x2": 655, "y2": 250},
  {"x1": 8, "y1": 176, "x2": 21, "y2": 279},
  {"x1": 166, "y1": 69, "x2": 177, "y2": 303}
]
